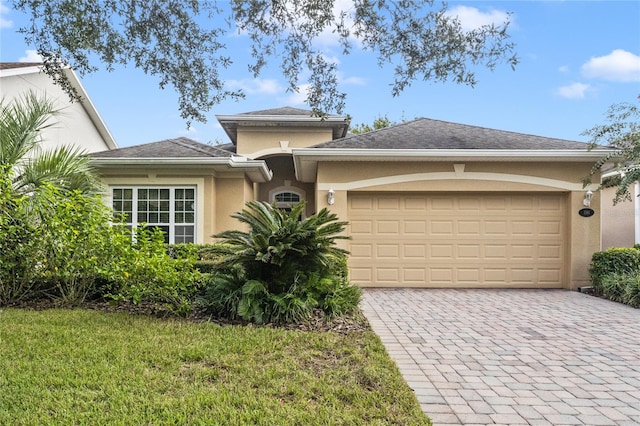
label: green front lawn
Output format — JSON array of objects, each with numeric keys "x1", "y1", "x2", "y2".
[{"x1": 0, "y1": 309, "x2": 430, "y2": 425}]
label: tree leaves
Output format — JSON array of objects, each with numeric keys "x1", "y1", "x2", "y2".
[
  {"x1": 583, "y1": 99, "x2": 640, "y2": 204},
  {"x1": 12, "y1": 0, "x2": 517, "y2": 123}
]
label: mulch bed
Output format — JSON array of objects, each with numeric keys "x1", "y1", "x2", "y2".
[{"x1": 7, "y1": 299, "x2": 372, "y2": 334}]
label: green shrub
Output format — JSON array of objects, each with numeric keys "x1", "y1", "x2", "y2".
[
  {"x1": 600, "y1": 272, "x2": 640, "y2": 308},
  {"x1": 590, "y1": 247, "x2": 640, "y2": 292},
  {"x1": 107, "y1": 227, "x2": 204, "y2": 317},
  {"x1": 166, "y1": 243, "x2": 226, "y2": 273},
  {"x1": 0, "y1": 167, "x2": 46, "y2": 304},
  {"x1": 199, "y1": 202, "x2": 360, "y2": 324},
  {"x1": 165, "y1": 243, "x2": 199, "y2": 261},
  {"x1": 193, "y1": 260, "x2": 218, "y2": 274},
  {"x1": 35, "y1": 185, "x2": 135, "y2": 305}
]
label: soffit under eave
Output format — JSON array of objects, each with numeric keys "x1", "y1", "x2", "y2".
[{"x1": 92, "y1": 160, "x2": 272, "y2": 183}]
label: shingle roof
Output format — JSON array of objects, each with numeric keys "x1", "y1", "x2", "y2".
[
  {"x1": 90, "y1": 137, "x2": 233, "y2": 158},
  {"x1": 314, "y1": 118, "x2": 591, "y2": 150},
  {"x1": 0, "y1": 62, "x2": 43, "y2": 70},
  {"x1": 238, "y1": 106, "x2": 317, "y2": 116}
]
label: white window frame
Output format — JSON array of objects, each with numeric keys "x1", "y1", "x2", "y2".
[
  {"x1": 270, "y1": 188, "x2": 305, "y2": 216},
  {"x1": 111, "y1": 186, "x2": 196, "y2": 244}
]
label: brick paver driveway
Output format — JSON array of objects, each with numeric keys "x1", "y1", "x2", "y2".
[{"x1": 361, "y1": 289, "x2": 640, "y2": 425}]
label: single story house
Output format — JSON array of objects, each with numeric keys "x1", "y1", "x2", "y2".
[{"x1": 92, "y1": 107, "x2": 613, "y2": 290}]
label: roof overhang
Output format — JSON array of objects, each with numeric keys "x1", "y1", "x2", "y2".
[
  {"x1": 292, "y1": 148, "x2": 616, "y2": 182},
  {"x1": 216, "y1": 114, "x2": 349, "y2": 144},
  {"x1": 91, "y1": 156, "x2": 273, "y2": 182}
]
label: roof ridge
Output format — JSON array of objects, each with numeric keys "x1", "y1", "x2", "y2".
[{"x1": 171, "y1": 137, "x2": 223, "y2": 157}]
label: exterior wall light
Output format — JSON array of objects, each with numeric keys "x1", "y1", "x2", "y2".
[
  {"x1": 583, "y1": 190, "x2": 593, "y2": 207},
  {"x1": 327, "y1": 188, "x2": 335, "y2": 205}
]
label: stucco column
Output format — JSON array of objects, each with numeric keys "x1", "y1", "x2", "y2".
[
  {"x1": 568, "y1": 190, "x2": 600, "y2": 289},
  {"x1": 316, "y1": 187, "x2": 349, "y2": 251}
]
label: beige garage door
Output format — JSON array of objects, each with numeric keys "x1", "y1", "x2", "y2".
[{"x1": 348, "y1": 193, "x2": 566, "y2": 288}]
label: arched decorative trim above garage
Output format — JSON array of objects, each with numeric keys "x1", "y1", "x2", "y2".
[{"x1": 317, "y1": 172, "x2": 595, "y2": 192}]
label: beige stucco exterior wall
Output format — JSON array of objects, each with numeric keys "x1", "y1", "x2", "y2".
[
  {"x1": 1, "y1": 71, "x2": 113, "y2": 154},
  {"x1": 601, "y1": 186, "x2": 636, "y2": 249},
  {"x1": 315, "y1": 160, "x2": 601, "y2": 289},
  {"x1": 236, "y1": 128, "x2": 334, "y2": 158},
  {"x1": 214, "y1": 172, "x2": 255, "y2": 235}
]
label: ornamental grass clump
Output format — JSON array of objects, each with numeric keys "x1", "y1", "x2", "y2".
[{"x1": 200, "y1": 201, "x2": 361, "y2": 324}]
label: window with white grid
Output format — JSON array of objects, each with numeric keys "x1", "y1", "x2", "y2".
[{"x1": 112, "y1": 187, "x2": 196, "y2": 243}]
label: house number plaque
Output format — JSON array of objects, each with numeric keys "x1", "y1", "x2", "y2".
[{"x1": 579, "y1": 208, "x2": 595, "y2": 218}]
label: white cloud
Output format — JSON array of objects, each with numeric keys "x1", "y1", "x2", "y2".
[
  {"x1": 445, "y1": 6, "x2": 511, "y2": 32},
  {"x1": 339, "y1": 74, "x2": 365, "y2": 86},
  {"x1": 558, "y1": 65, "x2": 569, "y2": 73},
  {"x1": 280, "y1": 84, "x2": 309, "y2": 106},
  {"x1": 18, "y1": 50, "x2": 43, "y2": 62},
  {"x1": 0, "y1": 3, "x2": 12, "y2": 29},
  {"x1": 555, "y1": 82, "x2": 591, "y2": 99},
  {"x1": 226, "y1": 78, "x2": 283, "y2": 95},
  {"x1": 581, "y1": 49, "x2": 640, "y2": 82}
]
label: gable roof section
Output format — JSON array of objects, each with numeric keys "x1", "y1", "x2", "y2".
[
  {"x1": 216, "y1": 106, "x2": 349, "y2": 144},
  {"x1": 0, "y1": 62, "x2": 118, "y2": 150},
  {"x1": 293, "y1": 118, "x2": 615, "y2": 182},
  {"x1": 316, "y1": 118, "x2": 590, "y2": 150},
  {"x1": 90, "y1": 137, "x2": 272, "y2": 182},
  {"x1": 91, "y1": 137, "x2": 233, "y2": 158}
]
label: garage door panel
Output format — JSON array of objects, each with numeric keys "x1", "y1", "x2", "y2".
[
  {"x1": 377, "y1": 244, "x2": 400, "y2": 258},
  {"x1": 350, "y1": 220, "x2": 373, "y2": 234},
  {"x1": 348, "y1": 193, "x2": 565, "y2": 288},
  {"x1": 404, "y1": 244, "x2": 426, "y2": 257}
]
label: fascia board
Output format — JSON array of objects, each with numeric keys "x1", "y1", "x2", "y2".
[
  {"x1": 292, "y1": 148, "x2": 617, "y2": 183},
  {"x1": 293, "y1": 148, "x2": 614, "y2": 161},
  {"x1": 0, "y1": 65, "x2": 42, "y2": 77},
  {"x1": 91, "y1": 157, "x2": 273, "y2": 182},
  {"x1": 63, "y1": 68, "x2": 119, "y2": 150},
  {"x1": 216, "y1": 114, "x2": 346, "y2": 124}
]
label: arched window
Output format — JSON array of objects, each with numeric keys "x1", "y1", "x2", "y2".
[
  {"x1": 274, "y1": 191, "x2": 300, "y2": 204},
  {"x1": 272, "y1": 190, "x2": 303, "y2": 214}
]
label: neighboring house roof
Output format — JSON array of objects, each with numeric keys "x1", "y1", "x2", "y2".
[
  {"x1": 238, "y1": 106, "x2": 319, "y2": 116},
  {"x1": 0, "y1": 62, "x2": 43, "y2": 70},
  {"x1": 0, "y1": 62, "x2": 118, "y2": 150},
  {"x1": 91, "y1": 137, "x2": 233, "y2": 158},
  {"x1": 314, "y1": 118, "x2": 590, "y2": 150},
  {"x1": 90, "y1": 137, "x2": 272, "y2": 182},
  {"x1": 216, "y1": 106, "x2": 349, "y2": 144},
  {"x1": 293, "y1": 118, "x2": 616, "y2": 182}
]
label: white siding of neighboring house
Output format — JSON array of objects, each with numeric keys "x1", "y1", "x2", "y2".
[{"x1": 0, "y1": 66, "x2": 116, "y2": 155}]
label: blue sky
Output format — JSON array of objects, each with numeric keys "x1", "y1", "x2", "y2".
[{"x1": 1, "y1": 1, "x2": 639, "y2": 148}]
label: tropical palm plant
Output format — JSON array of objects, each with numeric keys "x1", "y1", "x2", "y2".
[
  {"x1": 214, "y1": 201, "x2": 349, "y2": 294},
  {"x1": 201, "y1": 201, "x2": 361, "y2": 324},
  {"x1": 0, "y1": 91, "x2": 101, "y2": 195}
]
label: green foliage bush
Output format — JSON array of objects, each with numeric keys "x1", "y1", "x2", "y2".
[
  {"x1": 200, "y1": 201, "x2": 361, "y2": 324},
  {"x1": 599, "y1": 272, "x2": 640, "y2": 308},
  {"x1": 166, "y1": 243, "x2": 226, "y2": 273},
  {"x1": 590, "y1": 247, "x2": 640, "y2": 292},
  {"x1": 106, "y1": 228, "x2": 204, "y2": 317},
  {"x1": 0, "y1": 167, "x2": 46, "y2": 304},
  {"x1": 35, "y1": 185, "x2": 134, "y2": 305},
  {"x1": 0, "y1": 171, "x2": 203, "y2": 314}
]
